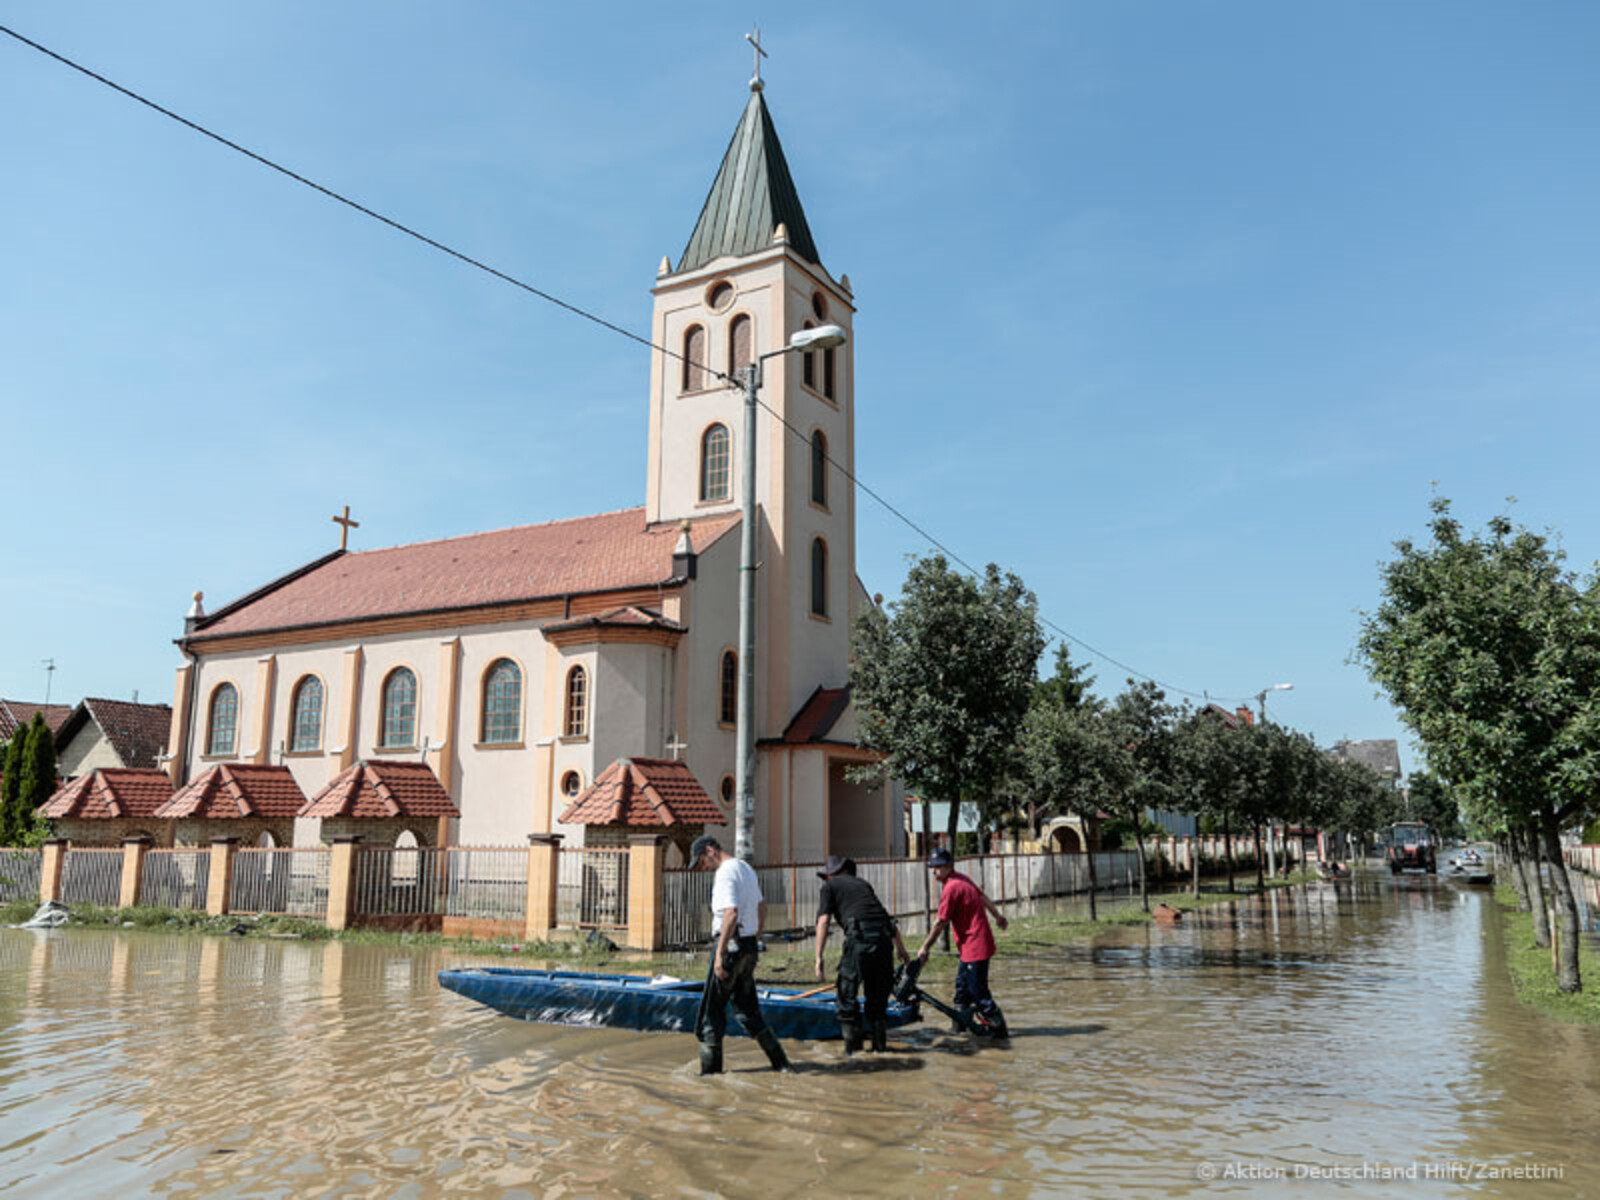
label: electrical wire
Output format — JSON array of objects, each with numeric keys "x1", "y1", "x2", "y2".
[{"x1": 0, "y1": 22, "x2": 1253, "y2": 706}]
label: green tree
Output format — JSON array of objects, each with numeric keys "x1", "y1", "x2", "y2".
[
  {"x1": 1358, "y1": 498, "x2": 1600, "y2": 992},
  {"x1": 1105, "y1": 680, "x2": 1177, "y2": 910},
  {"x1": 17, "y1": 714, "x2": 58, "y2": 844},
  {"x1": 851, "y1": 555, "x2": 1046, "y2": 853},
  {"x1": 0, "y1": 729, "x2": 27, "y2": 845},
  {"x1": 1406, "y1": 770, "x2": 1463, "y2": 843}
]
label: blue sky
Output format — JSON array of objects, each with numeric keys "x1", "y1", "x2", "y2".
[{"x1": 4, "y1": 3, "x2": 1598, "y2": 774}]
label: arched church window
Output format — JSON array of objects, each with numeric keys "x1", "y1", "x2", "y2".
[
  {"x1": 481, "y1": 658, "x2": 522, "y2": 744},
  {"x1": 719, "y1": 650, "x2": 737, "y2": 725},
  {"x1": 729, "y1": 314, "x2": 752, "y2": 377},
  {"x1": 563, "y1": 666, "x2": 588, "y2": 738},
  {"x1": 700, "y1": 424, "x2": 730, "y2": 502},
  {"x1": 682, "y1": 324, "x2": 706, "y2": 392},
  {"x1": 381, "y1": 667, "x2": 418, "y2": 748},
  {"x1": 810, "y1": 538, "x2": 829, "y2": 617},
  {"x1": 823, "y1": 344, "x2": 837, "y2": 400},
  {"x1": 811, "y1": 430, "x2": 828, "y2": 508},
  {"x1": 801, "y1": 321, "x2": 816, "y2": 389},
  {"x1": 206, "y1": 683, "x2": 237, "y2": 756},
  {"x1": 290, "y1": 675, "x2": 323, "y2": 752}
]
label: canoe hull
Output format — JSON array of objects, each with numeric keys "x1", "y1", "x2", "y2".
[{"x1": 438, "y1": 967, "x2": 920, "y2": 1041}]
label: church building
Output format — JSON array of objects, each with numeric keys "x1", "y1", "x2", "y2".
[{"x1": 163, "y1": 75, "x2": 903, "y2": 865}]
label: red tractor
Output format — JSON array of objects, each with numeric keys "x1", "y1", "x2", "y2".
[{"x1": 1387, "y1": 822, "x2": 1437, "y2": 875}]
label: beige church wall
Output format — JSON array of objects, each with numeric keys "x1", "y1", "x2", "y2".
[
  {"x1": 188, "y1": 647, "x2": 269, "y2": 766},
  {"x1": 827, "y1": 760, "x2": 887, "y2": 860},
  {"x1": 680, "y1": 529, "x2": 740, "y2": 819},
  {"x1": 451, "y1": 625, "x2": 547, "y2": 846},
  {"x1": 786, "y1": 750, "x2": 828, "y2": 863},
  {"x1": 547, "y1": 644, "x2": 598, "y2": 847},
  {"x1": 58, "y1": 726, "x2": 122, "y2": 777}
]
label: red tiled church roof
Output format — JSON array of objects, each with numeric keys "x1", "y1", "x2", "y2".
[
  {"x1": 769, "y1": 685, "x2": 852, "y2": 745},
  {"x1": 0, "y1": 700, "x2": 73, "y2": 742},
  {"x1": 559, "y1": 757, "x2": 727, "y2": 828},
  {"x1": 56, "y1": 698, "x2": 172, "y2": 770},
  {"x1": 155, "y1": 763, "x2": 307, "y2": 820},
  {"x1": 191, "y1": 508, "x2": 739, "y2": 640},
  {"x1": 300, "y1": 760, "x2": 459, "y2": 820},
  {"x1": 40, "y1": 768, "x2": 174, "y2": 820}
]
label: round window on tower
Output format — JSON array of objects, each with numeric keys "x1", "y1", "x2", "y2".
[
  {"x1": 706, "y1": 280, "x2": 735, "y2": 313},
  {"x1": 811, "y1": 291, "x2": 828, "y2": 320},
  {"x1": 720, "y1": 775, "x2": 735, "y2": 806},
  {"x1": 560, "y1": 770, "x2": 582, "y2": 798}
]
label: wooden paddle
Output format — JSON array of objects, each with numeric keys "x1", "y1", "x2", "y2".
[{"x1": 771, "y1": 983, "x2": 834, "y2": 1001}]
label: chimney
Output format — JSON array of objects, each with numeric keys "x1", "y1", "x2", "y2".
[
  {"x1": 184, "y1": 590, "x2": 206, "y2": 634},
  {"x1": 672, "y1": 521, "x2": 697, "y2": 580},
  {"x1": 1236, "y1": 706, "x2": 1255, "y2": 726}
]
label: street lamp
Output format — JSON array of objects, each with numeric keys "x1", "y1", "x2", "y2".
[
  {"x1": 1254, "y1": 682, "x2": 1293, "y2": 877},
  {"x1": 734, "y1": 323, "x2": 849, "y2": 861}
]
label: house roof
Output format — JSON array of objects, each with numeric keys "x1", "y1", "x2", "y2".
[
  {"x1": 56, "y1": 698, "x2": 172, "y2": 769},
  {"x1": 40, "y1": 768, "x2": 173, "y2": 820},
  {"x1": 187, "y1": 508, "x2": 739, "y2": 641},
  {"x1": 1330, "y1": 739, "x2": 1402, "y2": 779},
  {"x1": 677, "y1": 89, "x2": 820, "y2": 273},
  {"x1": 542, "y1": 605, "x2": 687, "y2": 636},
  {"x1": 768, "y1": 685, "x2": 852, "y2": 746},
  {"x1": 0, "y1": 700, "x2": 74, "y2": 742},
  {"x1": 559, "y1": 757, "x2": 727, "y2": 828},
  {"x1": 299, "y1": 760, "x2": 460, "y2": 820},
  {"x1": 155, "y1": 763, "x2": 307, "y2": 820}
]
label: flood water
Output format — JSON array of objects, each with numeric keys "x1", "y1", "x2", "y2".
[{"x1": 4, "y1": 873, "x2": 1599, "y2": 1198}]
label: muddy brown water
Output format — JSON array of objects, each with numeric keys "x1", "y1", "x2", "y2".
[{"x1": 3, "y1": 874, "x2": 1599, "y2": 1198}]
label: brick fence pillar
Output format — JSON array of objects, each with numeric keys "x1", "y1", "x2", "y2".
[
  {"x1": 206, "y1": 838, "x2": 238, "y2": 916},
  {"x1": 525, "y1": 834, "x2": 562, "y2": 942},
  {"x1": 120, "y1": 836, "x2": 153, "y2": 908},
  {"x1": 39, "y1": 838, "x2": 67, "y2": 903},
  {"x1": 625, "y1": 835, "x2": 666, "y2": 952},
  {"x1": 325, "y1": 836, "x2": 362, "y2": 931}
]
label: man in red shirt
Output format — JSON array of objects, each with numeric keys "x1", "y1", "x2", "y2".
[{"x1": 915, "y1": 848, "x2": 1009, "y2": 1037}]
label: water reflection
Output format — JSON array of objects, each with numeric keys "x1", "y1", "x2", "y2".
[{"x1": 0, "y1": 876, "x2": 1597, "y2": 1197}]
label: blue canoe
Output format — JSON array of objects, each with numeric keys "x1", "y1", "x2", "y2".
[{"x1": 438, "y1": 967, "x2": 921, "y2": 1041}]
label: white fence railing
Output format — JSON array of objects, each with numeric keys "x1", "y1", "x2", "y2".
[
  {"x1": 138, "y1": 848, "x2": 211, "y2": 910},
  {"x1": 0, "y1": 848, "x2": 42, "y2": 904},
  {"x1": 230, "y1": 847, "x2": 330, "y2": 917},
  {"x1": 61, "y1": 848, "x2": 123, "y2": 908},
  {"x1": 442, "y1": 847, "x2": 528, "y2": 921}
]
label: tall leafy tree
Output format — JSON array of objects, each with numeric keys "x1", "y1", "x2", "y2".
[
  {"x1": 851, "y1": 554, "x2": 1046, "y2": 851},
  {"x1": 1359, "y1": 498, "x2": 1600, "y2": 992},
  {"x1": 18, "y1": 714, "x2": 58, "y2": 839},
  {"x1": 1105, "y1": 680, "x2": 1177, "y2": 910},
  {"x1": 1406, "y1": 770, "x2": 1463, "y2": 843}
]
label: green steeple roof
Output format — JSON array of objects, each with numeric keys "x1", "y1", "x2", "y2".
[{"x1": 677, "y1": 89, "x2": 820, "y2": 273}]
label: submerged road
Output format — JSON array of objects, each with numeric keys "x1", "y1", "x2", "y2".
[{"x1": 2, "y1": 872, "x2": 1598, "y2": 1197}]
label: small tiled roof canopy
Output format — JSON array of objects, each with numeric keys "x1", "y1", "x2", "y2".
[
  {"x1": 188, "y1": 507, "x2": 739, "y2": 641},
  {"x1": 767, "y1": 685, "x2": 851, "y2": 746},
  {"x1": 300, "y1": 760, "x2": 459, "y2": 820},
  {"x1": 559, "y1": 757, "x2": 727, "y2": 828},
  {"x1": 542, "y1": 606, "x2": 687, "y2": 636},
  {"x1": 40, "y1": 768, "x2": 173, "y2": 820},
  {"x1": 155, "y1": 763, "x2": 307, "y2": 820}
]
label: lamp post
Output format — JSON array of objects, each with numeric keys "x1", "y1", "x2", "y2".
[
  {"x1": 1254, "y1": 682, "x2": 1293, "y2": 877},
  {"x1": 734, "y1": 323, "x2": 849, "y2": 862}
]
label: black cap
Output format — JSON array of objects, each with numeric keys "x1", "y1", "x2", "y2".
[
  {"x1": 690, "y1": 834, "x2": 720, "y2": 865},
  {"x1": 927, "y1": 848, "x2": 954, "y2": 868},
  {"x1": 817, "y1": 854, "x2": 855, "y2": 879}
]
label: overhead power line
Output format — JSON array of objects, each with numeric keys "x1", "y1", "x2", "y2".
[{"x1": 0, "y1": 22, "x2": 1252, "y2": 706}]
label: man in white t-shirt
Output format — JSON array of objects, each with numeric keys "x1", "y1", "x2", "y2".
[{"x1": 690, "y1": 834, "x2": 792, "y2": 1075}]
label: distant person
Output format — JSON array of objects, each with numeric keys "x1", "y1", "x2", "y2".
[
  {"x1": 814, "y1": 855, "x2": 911, "y2": 1053},
  {"x1": 915, "y1": 848, "x2": 1010, "y2": 1037},
  {"x1": 690, "y1": 834, "x2": 792, "y2": 1076}
]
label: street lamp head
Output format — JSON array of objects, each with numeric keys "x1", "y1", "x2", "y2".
[
  {"x1": 1272, "y1": 682, "x2": 1294, "y2": 693},
  {"x1": 788, "y1": 323, "x2": 848, "y2": 351}
]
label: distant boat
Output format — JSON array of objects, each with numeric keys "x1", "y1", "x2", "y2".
[{"x1": 439, "y1": 967, "x2": 920, "y2": 1041}]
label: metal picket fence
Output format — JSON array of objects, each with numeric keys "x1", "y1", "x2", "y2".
[
  {"x1": 61, "y1": 847, "x2": 123, "y2": 908},
  {"x1": 351, "y1": 845, "x2": 444, "y2": 917},
  {"x1": 138, "y1": 848, "x2": 211, "y2": 911},
  {"x1": 230, "y1": 847, "x2": 330, "y2": 917},
  {"x1": 442, "y1": 847, "x2": 528, "y2": 921},
  {"x1": 0, "y1": 848, "x2": 42, "y2": 904},
  {"x1": 556, "y1": 847, "x2": 630, "y2": 929}
]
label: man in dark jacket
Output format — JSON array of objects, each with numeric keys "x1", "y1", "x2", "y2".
[{"x1": 814, "y1": 855, "x2": 910, "y2": 1053}]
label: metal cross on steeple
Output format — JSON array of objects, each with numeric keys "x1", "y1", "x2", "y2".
[
  {"x1": 745, "y1": 26, "x2": 767, "y2": 91},
  {"x1": 331, "y1": 504, "x2": 360, "y2": 551}
]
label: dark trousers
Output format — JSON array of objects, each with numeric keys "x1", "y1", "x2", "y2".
[
  {"x1": 836, "y1": 936, "x2": 894, "y2": 1028},
  {"x1": 954, "y1": 957, "x2": 1002, "y2": 1020},
  {"x1": 694, "y1": 939, "x2": 770, "y2": 1047}
]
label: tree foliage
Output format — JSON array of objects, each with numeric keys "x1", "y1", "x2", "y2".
[
  {"x1": 851, "y1": 555, "x2": 1046, "y2": 842},
  {"x1": 0, "y1": 730, "x2": 27, "y2": 845}
]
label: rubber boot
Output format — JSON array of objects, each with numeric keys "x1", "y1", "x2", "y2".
[
  {"x1": 756, "y1": 1029, "x2": 795, "y2": 1073},
  {"x1": 952, "y1": 1006, "x2": 975, "y2": 1034},
  {"x1": 977, "y1": 1003, "x2": 1009, "y2": 1039},
  {"x1": 840, "y1": 1017, "x2": 863, "y2": 1055},
  {"x1": 870, "y1": 1017, "x2": 888, "y2": 1053},
  {"x1": 698, "y1": 1040, "x2": 723, "y2": 1076}
]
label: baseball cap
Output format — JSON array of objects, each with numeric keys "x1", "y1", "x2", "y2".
[
  {"x1": 690, "y1": 834, "x2": 720, "y2": 865},
  {"x1": 927, "y1": 848, "x2": 954, "y2": 868}
]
